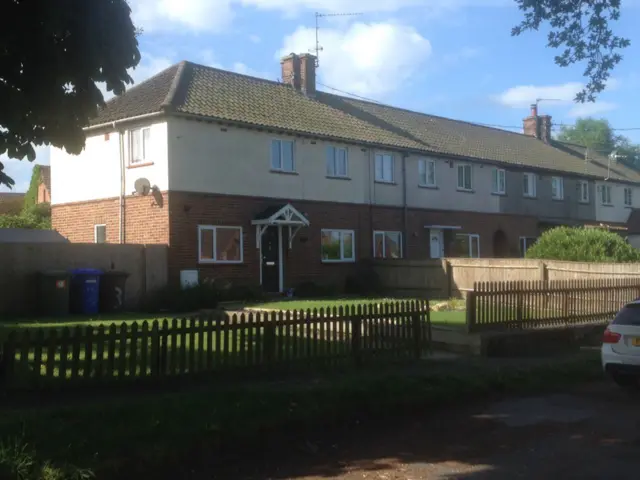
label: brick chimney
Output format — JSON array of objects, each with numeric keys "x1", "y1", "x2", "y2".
[
  {"x1": 523, "y1": 104, "x2": 552, "y2": 143},
  {"x1": 281, "y1": 53, "x2": 317, "y2": 95}
]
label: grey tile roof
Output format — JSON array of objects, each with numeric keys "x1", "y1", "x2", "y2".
[{"x1": 90, "y1": 61, "x2": 640, "y2": 184}]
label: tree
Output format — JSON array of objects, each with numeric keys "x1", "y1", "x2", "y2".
[
  {"x1": 513, "y1": 0, "x2": 630, "y2": 103},
  {"x1": 0, "y1": 0, "x2": 140, "y2": 189},
  {"x1": 557, "y1": 118, "x2": 640, "y2": 169},
  {"x1": 526, "y1": 227, "x2": 640, "y2": 263}
]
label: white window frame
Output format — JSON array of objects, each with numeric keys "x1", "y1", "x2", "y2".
[
  {"x1": 374, "y1": 153, "x2": 395, "y2": 183},
  {"x1": 519, "y1": 236, "x2": 537, "y2": 257},
  {"x1": 579, "y1": 180, "x2": 589, "y2": 203},
  {"x1": 94, "y1": 224, "x2": 106, "y2": 244},
  {"x1": 326, "y1": 146, "x2": 349, "y2": 178},
  {"x1": 270, "y1": 138, "x2": 296, "y2": 172},
  {"x1": 457, "y1": 164, "x2": 473, "y2": 191},
  {"x1": 129, "y1": 127, "x2": 151, "y2": 165},
  {"x1": 372, "y1": 231, "x2": 403, "y2": 259},
  {"x1": 198, "y1": 225, "x2": 244, "y2": 264},
  {"x1": 454, "y1": 233, "x2": 480, "y2": 258},
  {"x1": 601, "y1": 184, "x2": 613, "y2": 205},
  {"x1": 418, "y1": 158, "x2": 436, "y2": 187},
  {"x1": 551, "y1": 176, "x2": 564, "y2": 200},
  {"x1": 625, "y1": 187, "x2": 633, "y2": 207},
  {"x1": 492, "y1": 168, "x2": 506, "y2": 195},
  {"x1": 320, "y1": 229, "x2": 356, "y2": 263},
  {"x1": 523, "y1": 173, "x2": 537, "y2": 198}
]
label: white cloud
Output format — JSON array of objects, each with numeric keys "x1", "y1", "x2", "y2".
[
  {"x1": 568, "y1": 101, "x2": 618, "y2": 118},
  {"x1": 249, "y1": 34, "x2": 262, "y2": 43},
  {"x1": 279, "y1": 22, "x2": 431, "y2": 97},
  {"x1": 494, "y1": 82, "x2": 584, "y2": 108},
  {"x1": 128, "y1": 0, "x2": 510, "y2": 33}
]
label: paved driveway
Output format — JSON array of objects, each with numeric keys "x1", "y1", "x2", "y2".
[{"x1": 223, "y1": 381, "x2": 640, "y2": 479}]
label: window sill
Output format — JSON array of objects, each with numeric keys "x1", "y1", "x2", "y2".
[
  {"x1": 523, "y1": 195, "x2": 537, "y2": 200},
  {"x1": 418, "y1": 184, "x2": 438, "y2": 190},
  {"x1": 601, "y1": 203, "x2": 614, "y2": 208},
  {"x1": 579, "y1": 200, "x2": 590, "y2": 205},
  {"x1": 198, "y1": 260, "x2": 244, "y2": 265},
  {"x1": 375, "y1": 180, "x2": 396, "y2": 185},
  {"x1": 456, "y1": 188, "x2": 474, "y2": 194},
  {"x1": 270, "y1": 169, "x2": 298, "y2": 175},
  {"x1": 326, "y1": 175, "x2": 351, "y2": 181},
  {"x1": 127, "y1": 162, "x2": 154, "y2": 169},
  {"x1": 321, "y1": 259, "x2": 356, "y2": 264},
  {"x1": 625, "y1": 205, "x2": 634, "y2": 209},
  {"x1": 491, "y1": 192, "x2": 506, "y2": 196}
]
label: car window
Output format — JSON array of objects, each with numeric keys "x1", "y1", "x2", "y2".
[{"x1": 612, "y1": 304, "x2": 640, "y2": 326}]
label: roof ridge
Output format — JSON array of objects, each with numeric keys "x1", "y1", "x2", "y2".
[
  {"x1": 320, "y1": 91, "x2": 533, "y2": 139},
  {"x1": 102, "y1": 62, "x2": 182, "y2": 106},
  {"x1": 162, "y1": 60, "x2": 189, "y2": 110}
]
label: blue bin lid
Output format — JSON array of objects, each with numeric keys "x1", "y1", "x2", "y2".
[{"x1": 70, "y1": 268, "x2": 104, "y2": 275}]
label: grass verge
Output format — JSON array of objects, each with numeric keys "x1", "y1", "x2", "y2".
[{"x1": 0, "y1": 351, "x2": 603, "y2": 479}]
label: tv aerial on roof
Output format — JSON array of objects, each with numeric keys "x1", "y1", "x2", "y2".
[{"x1": 312, "y1": 11, "x2": 363, "y2": 68}]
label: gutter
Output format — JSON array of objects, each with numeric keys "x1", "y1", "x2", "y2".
[{"x1": 85, "y1": 111, "x2": 165, "y2": 133}]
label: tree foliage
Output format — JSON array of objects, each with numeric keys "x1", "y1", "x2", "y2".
[
  {"x1": 0, "y1": 0, "x2": 140, "y2": 188},
  {"x1": 556, "y1": 118, "x2": 640, "y2": 169},
  {"x1": 526, "y1": 227, "x2": 640, "y2": 263},
  {"x1": 513, "y1": 0, "x2": 629, "y2": 103}
]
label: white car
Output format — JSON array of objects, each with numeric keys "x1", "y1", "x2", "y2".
[{"x1": 602, "y1": 299, "x2": 640, "y2": 389}]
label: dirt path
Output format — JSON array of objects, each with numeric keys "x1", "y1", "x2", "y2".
[{"x1": 213, "y1": 381, "x2": 640, "y2": 480}]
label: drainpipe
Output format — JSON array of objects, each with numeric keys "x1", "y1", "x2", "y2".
[
  {"x1": 402, "y1": 153, "x2": 409, "y2": 256},
  {"x1": 116, "y1": 123, "x2": 126, "y2": 244},
  {"x1": 369, "y1": 149, "x2": 374, "y2": 249}
]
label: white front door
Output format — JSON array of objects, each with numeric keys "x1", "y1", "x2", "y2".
[{"x1": 429, "y1": 229, "x2": 444, "y2": 258}]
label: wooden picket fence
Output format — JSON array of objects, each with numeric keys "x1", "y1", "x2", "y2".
[
  {"x1": 466, "y1": 278, "x2": 640, "y2": 333},
  {"x1": 0, "y1": 301, "x2": 431, "y2": 391}
]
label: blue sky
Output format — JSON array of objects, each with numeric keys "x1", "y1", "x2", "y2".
[{"x1": 3, "y1": 0, "x2": 640, "y2": 192}]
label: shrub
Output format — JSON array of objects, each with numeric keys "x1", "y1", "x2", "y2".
[
  {"x1": 526, "y1": 226, "x2": 640, "y2": 263},
  {"x1": 0, "y1": 203, "x2": 51, "y2": 229},
  {"x1": 150, "y1": 283, "x2": 220, "y2": 313}
]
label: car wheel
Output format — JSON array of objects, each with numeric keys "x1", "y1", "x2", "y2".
[{"x1": 612, "y1": 373, "x2": 640, "y2": 393}]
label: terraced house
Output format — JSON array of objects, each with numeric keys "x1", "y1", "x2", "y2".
[{"x1": 50, "y1": 53, "x2": 640, "y2": 292}]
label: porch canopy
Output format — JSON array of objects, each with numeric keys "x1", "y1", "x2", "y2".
[{"x1": 252, "y1": 203, "x2": 310, "y2": 248}]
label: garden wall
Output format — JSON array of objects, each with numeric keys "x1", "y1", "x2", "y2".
[
  {"x1": 372, "y1": 258, "x2": 640, "y2": 298},
  {"x1": 0, "y1": 243, "x2": 168, "y2": 317}
]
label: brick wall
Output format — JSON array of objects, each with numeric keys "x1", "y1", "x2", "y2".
[
  {"x1": 52, "y1": 192, "x2": 170, "y2": 244},
  {"x1": 53, "y1": 190, "x2": 539, "y2": 291},
  {"x1": 168, "y1": 192, "x2": 539, "y2": 290}
]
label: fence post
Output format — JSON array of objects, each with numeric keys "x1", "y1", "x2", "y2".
[
  {"x1": 465, "y1": 291, "x2": 477, "y2": 333},
  {"x1": 351, "y1": 313, "x2": 362, "y2": 367},
  {"x1": 445, "y1": 260, "x2": 453, "y2": 299},
  {"x1": 1, "y1": 332, "x2": 16, "y2": 390},
  {"x1": 412, "y1": 307, "x2": 422, "y2": 359},
  {"x1": 263, "y1": 323, "x2": 276, "y2": 366}
]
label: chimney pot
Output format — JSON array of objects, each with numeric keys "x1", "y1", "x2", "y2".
[{"x1": 530, "y1": 103, "x2": 538, "y2": 117}]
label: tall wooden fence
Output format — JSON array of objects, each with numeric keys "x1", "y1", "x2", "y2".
[
  {"x1": 466, "y1": 279, "x2": 640, "y2": 333},
  {"x1": 0, "y1": 301, "x2": 431, "y2": 391}
]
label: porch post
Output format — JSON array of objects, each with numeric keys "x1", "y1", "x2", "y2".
[{"x1": 277, "y1": 225, "x2": 284, "y2": 292}]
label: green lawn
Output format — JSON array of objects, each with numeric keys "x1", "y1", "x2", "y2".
[{"x1": 0, "y1": 312, "x2": 169, "y2": 331}]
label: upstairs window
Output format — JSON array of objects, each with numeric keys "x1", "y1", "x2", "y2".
[
  {"x1": 418, "y1": 159, "x2": 436, "y2": 187},
  {"x1": 129, "y1": 127, "x2": 151, "y2": 165},
  {"x1": 625, "y1": 187, "x2": 633, "y2": 207},
  {"x1": 601, "y1": 185, "x2": 612, "y2": 205},
  {"x1": 271, "y1": 139, "x2": 295, "y2": 172},
  {"x1": 579, "y1": 181, "x2": 589, "y2": 203},
  {"x1": 457, "y1": 164, "x2": 473, "y2": 191},
  {"x1": 326, "y1": 146, "x2": 348, "y2": 177},
  {"x1": 523, "y1": 173, "x2": 537, "y2": 198},
  {"x1": 492, "y1": 168, "x2": 506, "y2": 194},
  {"x1": 551, "y1": 176, "x2": 564, "y2": 200},
  {"x1": 375, "y1": 153, "x2": 394, "y2": 183}
]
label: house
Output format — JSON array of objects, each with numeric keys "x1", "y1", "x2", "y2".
[
  {"x1": 0, "y1": 192, "x2": 24, "y2": 215},
  {"x1": 36, "y1": 165, "x2": 51, "y2": 204},
  {"x1": 50, "y1": 52, "x2": 640, "y2": 292}
]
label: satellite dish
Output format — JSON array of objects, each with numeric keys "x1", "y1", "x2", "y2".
[{"x1": 134, "y1": 178, "x2": 151, "y2": 195}]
